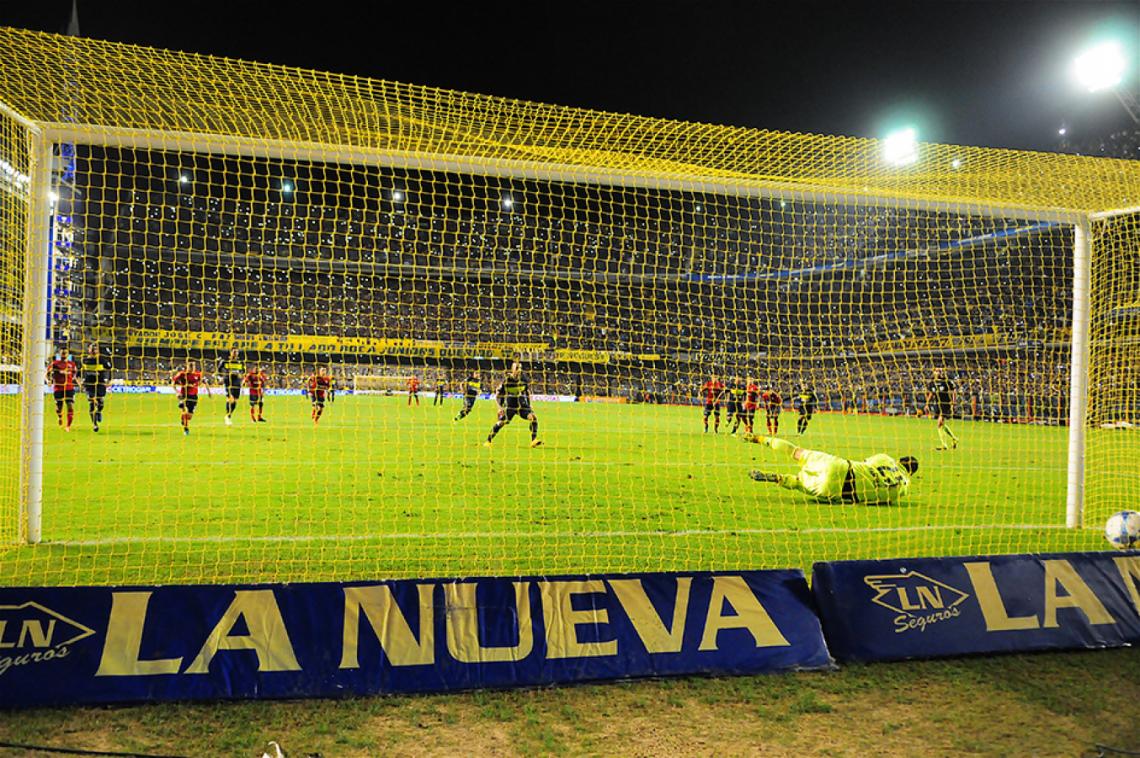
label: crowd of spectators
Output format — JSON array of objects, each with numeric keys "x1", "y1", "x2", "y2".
[
  {"x1": 76, "y1": 188, "x2": 1074, "y2": 356},
  {"x1": 1059, "y1": 126, "x2": 1140, "y2": 161},
  {"x1": 59, "y1": 166, "x2": 1126, "y2": 423}
]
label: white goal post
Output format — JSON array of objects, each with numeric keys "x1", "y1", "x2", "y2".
[{"x1": 15, "y1": 122, "x2": 1108, "y2": 544}]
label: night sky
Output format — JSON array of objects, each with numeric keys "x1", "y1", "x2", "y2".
[{"x1": 2, "y1": 0, "x2": 1138, "y2": 153}]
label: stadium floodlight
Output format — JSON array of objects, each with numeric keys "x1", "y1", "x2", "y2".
[
  {"x1": 1058, "y1": 127, "x2": 1067, "y2": 136},
  {"x1": 1072, "y1": 40, "x2": 1127, "y2": 92},
  {"x1": 501, "y1": 195, "x2": 514, "y2": 210},
  {"x1": 951, "y1": 158, "x2": 962, "y2": 169},
  {"x1": 391, "y1": 189, "x2": 404, "y2": 202},
  {"x1": 179, "y1": 174, "x2": 190, "y2": 184},
  {"x1": 882, "y1": 127, "x2": 919, "y2": 166},
  {"x1": 1071, "y1": 39, "x2": 1140, "y2": 124},
  {"x1": 48, "y1": 190, "x2": 58, "y2": 204},
  {"x1": 281, "y1": 180, "x2": 294, "y2": 194}
]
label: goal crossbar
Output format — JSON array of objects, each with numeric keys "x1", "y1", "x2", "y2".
[{"x1": 38, "y1": 123, "x2": 1082, "y2": 225}]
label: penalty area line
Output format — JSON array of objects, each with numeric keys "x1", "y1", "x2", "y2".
[{"x1": 56, "y1": 522, "x2": 1072, "y2": 548}]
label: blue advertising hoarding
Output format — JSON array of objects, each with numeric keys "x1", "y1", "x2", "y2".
[
  {"x1": 812, "y1": 551, "x2": 1140, "y2": 662},
  {"x1": 0, "y1": 569, "x2": 830, "y2": 707}
]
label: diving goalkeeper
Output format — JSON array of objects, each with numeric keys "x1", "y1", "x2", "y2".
[{"x1": 742, "y1": 434, "x2": 917, "y2": 505}]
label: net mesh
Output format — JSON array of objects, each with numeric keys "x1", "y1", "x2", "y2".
[
  {"x1": 0, "y1": 27, "x2": 1136, "y2": 586},
  {"x1": 1087, "y1": 212, "x2": 1140, "y2": 528},
  {"x1": 0, "y1": 111, "x2": 27, "y2": 548}
]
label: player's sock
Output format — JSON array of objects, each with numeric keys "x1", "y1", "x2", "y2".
[
  {"x1": 66, "y1": 408, "x2": 73, "y2": 429},
  {"x1": 937, "y1": 426, "x2": 952, "y2": 449},
  {"x1": 488, "y1": 420, "x2": 506, "y2": 442},
  {"x1": 250, "y1": 406, "x2": 257, "y2": 422},
  {"x1": 529, "y1": 418, "x2": 538, "y2": 440},
  {"x1": 944, "y1": 424, "x2": 959, "y2": 447}
]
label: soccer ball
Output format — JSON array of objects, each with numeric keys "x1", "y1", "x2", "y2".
[{"x1": 1104, "y1": 511, "x2": 1140, "y2": 550}]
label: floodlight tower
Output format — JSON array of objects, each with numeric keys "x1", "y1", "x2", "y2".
[{"x1": 1072, "y1": 40, "x2": 1140, "y2": 124}]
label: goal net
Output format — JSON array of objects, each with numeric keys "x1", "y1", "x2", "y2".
[{"x1": 0, "y1": 27, "x2": 1137, "y2": 587}]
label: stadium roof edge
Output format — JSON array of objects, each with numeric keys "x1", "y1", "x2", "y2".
[{"x1": 1, "y1": 26, "x2": 1137, "y2": 217}]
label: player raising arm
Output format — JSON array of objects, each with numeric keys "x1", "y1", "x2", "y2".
[
  {"x1": 309, "y1": 367, "x2": 333, "y2": 425},
  {"x1": 485, "y1": 361, "x2": 542, "y2": 448},
  {"x1": 454, "y1": 370, "x2": 483, "y2": 421},
  {"x1": 243, "y1": 365, "x2": 268, "y2": 423},
  {"x1": 700, "y1": 374, "x2": 725, "y2": 433},
  {"x1": 172, "y1": 360, "x2": 210, "y2": 436},
  {"x1": 46, "y1": 349, "x2": 78, "y2": 432},
  {"x1": 926, "y1": 369, "x2": 960, "y2": 450},
  {"x1": 80, "y1": 344, "x2": 110, "y2": 432},
  {"x1": 743, "y1": 434, "x2": 918, "y2": 505}
]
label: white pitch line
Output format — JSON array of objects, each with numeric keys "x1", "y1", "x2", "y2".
[
  {"x1": 55, "y1": 523, "x2": 1074, "y2": 548},
  {"x1": 48, "y1": 458, "x2": 1065, "y2": 472}
]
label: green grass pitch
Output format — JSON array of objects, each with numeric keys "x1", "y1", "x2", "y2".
[{"x1": 0, "y1": 392, "x2": 1115, "y2": 586}]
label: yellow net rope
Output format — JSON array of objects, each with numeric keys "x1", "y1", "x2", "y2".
[{"x1": 0, "y1": 27, "x2": 1134, "y2": 586}]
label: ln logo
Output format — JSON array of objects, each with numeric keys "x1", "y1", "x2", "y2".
[
  {"x1": 865, "y1": 571, "x2": 970, "y2": 634},
  {"x1": 0, "y1": 601, "x2": 96, "y2": 676}
]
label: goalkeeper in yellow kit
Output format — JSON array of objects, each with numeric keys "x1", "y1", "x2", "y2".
[{"x1": 742, "y1": 435, "x2": 917, "y2": 505}]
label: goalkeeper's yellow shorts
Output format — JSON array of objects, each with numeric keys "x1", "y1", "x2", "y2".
[{"x1": 796, "y1": 450, "x2": 849, "y2": 501}]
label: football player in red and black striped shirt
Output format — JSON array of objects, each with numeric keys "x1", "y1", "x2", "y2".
[
  {"x1": 308, "y1": 367, "x2": 333, "y2": 425},
  {"x1": 46, "y1": 350, "x2": 78, "y2": 432},
  {"x1": 243, "y1": 366, "x2": 268, "y2": 423},
  {"x1": 763, "y1": 386, "x2": 783, "y2": 436},
  {"x1": 172, "y1": 360, "x2": 210, "y2": 436},
  {"x1": 741, "y1": 377, "x2": 761, "y2": 435},
  {"x1": 700, "y1": 376, "x2": 725, "y2": 433}
]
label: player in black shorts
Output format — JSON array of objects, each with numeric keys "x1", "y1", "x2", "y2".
[
  {"x1": 727, "y1": 376, "x2": 748, "y2": 435},
  {"x1": 455, "y1": 371, "x2": 483, "y2": 421},
  {"x1": 217, "y1": 348, "x2": 245, "y2": 426},
  {"x1": 926, "y1": 369, "x2": 960, "y2": 450},
  {"x1": 80, "y1": 344, "x2": 110, "y2": 432},
  {"x1": 485, "y1": 362, "x2": 542, "y2": 448},
  {"x1": 796, "y1": 386, "x2": 818, "y2": 435}
]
